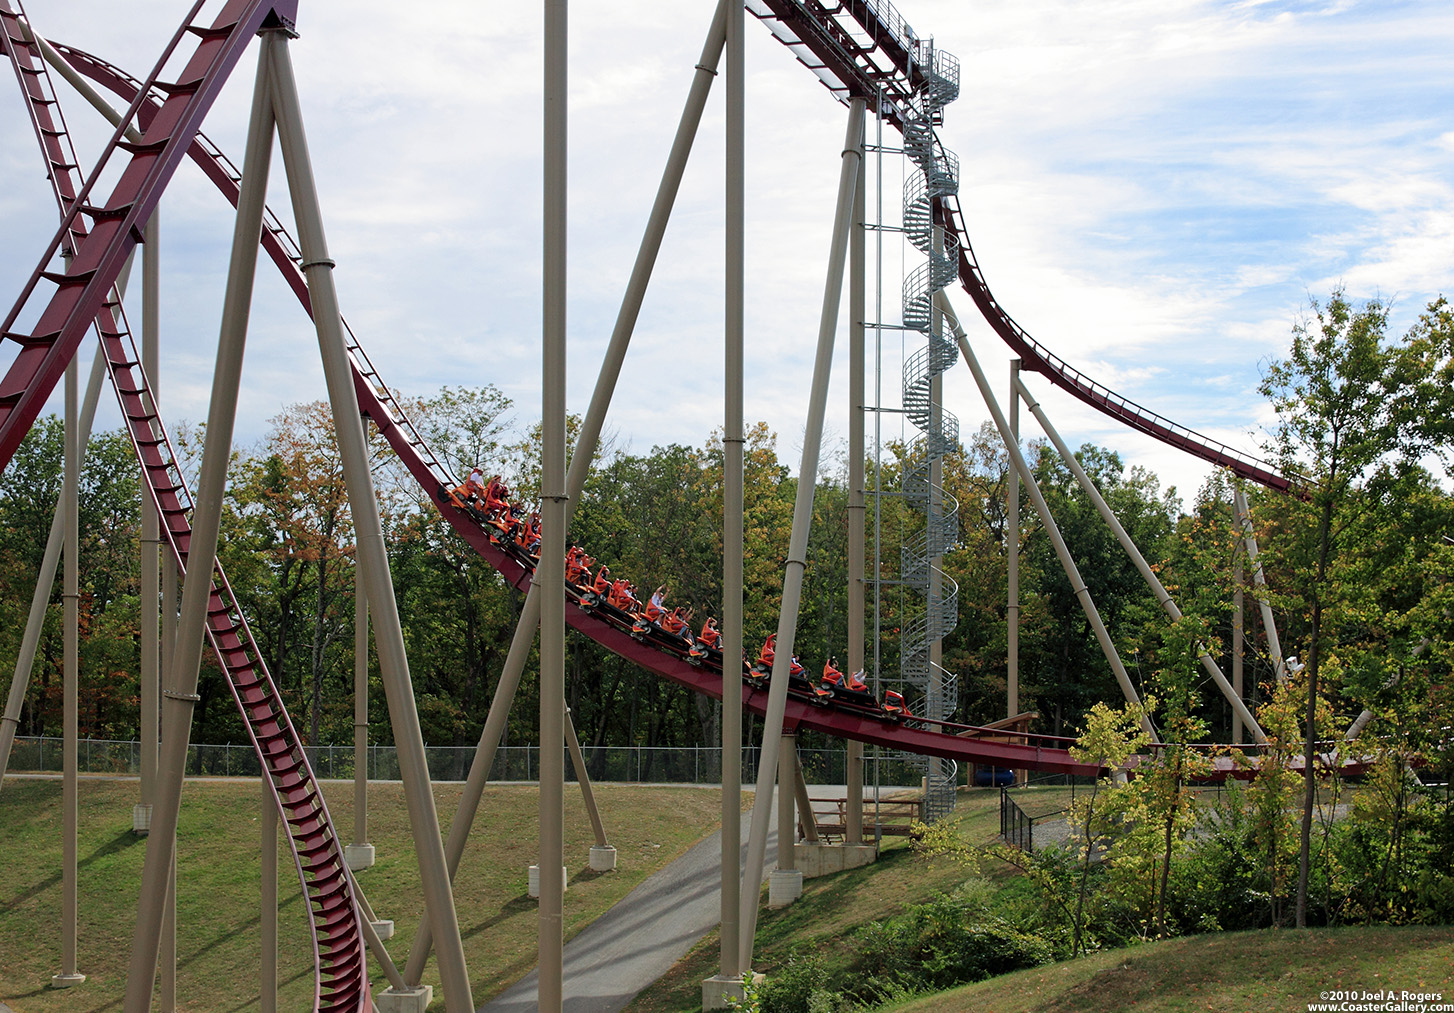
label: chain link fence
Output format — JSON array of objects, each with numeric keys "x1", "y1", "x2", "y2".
[{"x1": 7, "y1": 736, "x2": 931, "y2": 786}]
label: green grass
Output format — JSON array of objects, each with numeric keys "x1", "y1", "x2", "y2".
[
  {"x1": 886, "y1": 927, "x2": 1454, "y2": 1013},
  {"x1": 0, "y1": 775, "x2": 725, "y2": 1012}
]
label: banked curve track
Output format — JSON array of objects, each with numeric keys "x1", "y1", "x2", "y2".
[{"x1": 748, "y1": 0, "x2": 1296, "y2": 495}]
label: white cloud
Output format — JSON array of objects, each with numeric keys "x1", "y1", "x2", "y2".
[{"x1": 0, "y1": 0, "x2": 1450, "y2": 508}]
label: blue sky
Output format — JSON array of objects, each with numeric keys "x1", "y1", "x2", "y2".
[{"x1": 1, "y1": 0, "x2": 1451, "y2": 504}]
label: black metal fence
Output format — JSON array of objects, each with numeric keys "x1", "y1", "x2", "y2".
[
  {"x1": 6, "y1": 736, "x2": 931, "y2": 786},
  {"x1": 998, "y1": 771, "x2": 1100, "y2": 852},
  {"x1": 1000, "y1": 788, "x2": 1035, "y2": 851}
]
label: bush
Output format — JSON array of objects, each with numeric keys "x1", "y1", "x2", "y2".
[
  {"x1": 851, "y1": 894, "x2": 1054, "y2": 1001},
  {"x1": 755, "y1": 953, "x2": 854, "y2": 1013}
]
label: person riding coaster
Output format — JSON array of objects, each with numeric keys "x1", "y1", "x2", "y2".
[
  {"x1": 820, "y1": 657, "x2": 879, "y2": 708},
  {"x1": 485, "y1": 499, "x2": 524, "y2": 544},
  {"x1": 578, "y1": 564, "x2": 612, "y2": 608},
  {"x1": 688, "y1": 617, "x2": 721, "y2": 666},
  {"x1": 787, "y1": 653, "x2": 831, "y2": 702},
  {"x1": 482, "y1": 475, "x2": 509, "y2": 517},
  {"x1": 446, "y1": 465, "x2": 487, "y2": 511},
  {"x1": 607, "y1": 578, "x2": 637, "y2": 613},
  {"x1": 748, "y1": 636, "x2": 827, "y2": 700},
  {"x1": 631, "y1": 585, "x2": 670, "y2": 639},
  {"x1": 747, "y1": 633, "x2": 775, "y2": 685},
  {"x1": 564, "y1": 545, "x2": 595, "y2": 589}
]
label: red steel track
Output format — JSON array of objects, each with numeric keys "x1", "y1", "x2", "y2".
[
  {"x1": 750, "y1": 0, "x2": 1295, "y2": 494},
  {"x1": 0, "y1": 4, "x2": 369, "y2": 1010}
]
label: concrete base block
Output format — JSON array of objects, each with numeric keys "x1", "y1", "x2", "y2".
[
  {"x1": 50, "y1": 973, "x2": 86, "y2": 988},
  {"x1": 588, "y1": 844, "x2": 617, "y2": 872},
  {"x1": 527, "y1": 864, "x2": 568, "y2": 899},
  {"x1": 702, "y1": 972, "x2": 764, "y2": 1010},
  {"x1": 374, "y1": 985, "x2": 432, "y2": 1013},
  {"x1": 768, "y1": 868, "x2": 803, "y2": 908},
  {"x1": 795, "y1": 842, "x2": 877, "y2": 879},
  {"x1": 370, "y1": 918, "x2": 394, "y2": 940},
  {"x1": 132, "y1": 803, "x2": 151, "y2": 836},
  {"x1": 344, "y1": 842, "x2": 376, "y2": 871}
]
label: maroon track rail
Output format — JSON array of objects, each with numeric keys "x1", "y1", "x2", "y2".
[
  {"x1": 753, "y1": 0, "x2": 1297, "y2": 494},
  {"x1": 0, "y1": 7, "x2": 368, "y2": 1010}
]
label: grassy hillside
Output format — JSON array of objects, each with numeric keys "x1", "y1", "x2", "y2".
[
  {"x1": 887, "y1": 927, "x2": 1454, "y2": 1013},
  {"x1": 0, "y1": 775, "x2": 724, "y2": 1012}
]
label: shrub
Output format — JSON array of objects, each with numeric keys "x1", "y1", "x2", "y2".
[{"x1": 851, "y1": 894, "x2": 1054, "y2": 1001}]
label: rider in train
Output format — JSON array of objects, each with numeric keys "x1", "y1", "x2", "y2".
[{"x1": 448, "y1": 465, "x2": 487, "y2": 510}]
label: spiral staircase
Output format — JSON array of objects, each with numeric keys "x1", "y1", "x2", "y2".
[{"x1": 896, "y1": 40, "x2": 962, "y2": 822}]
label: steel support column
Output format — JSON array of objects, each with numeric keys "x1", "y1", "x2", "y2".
[
  {"x1": 1233, "y1": 488, "x2": 1286, "y2": 681},
  {"x1": 539, "y1": 1, "x2": 568, "y2": 1005},
  {"x1": 1232, "y1": 493, "x2": 1245, "y2": 746},
  {"x1": 776, "y1": 735, "x2": 796, "y2": 871},
  {"x1": 721, "y1": 0, "x2": 746, "y2": 979},
  {"x1": 845, "y1": 99, "x2": 866, "y2": 847},
  {"x1": 54, "y1": 350, "x2": 82, "y2": 987},
  {"x1": 261, "y1": 779, "x2": 277, "y2": 1013},
  {"x1": 740, "y1": 98, "x2": 865, "y2": 971},
  {"x1": 139, "y1": 212, "x2": 160, "y2": 831},
  {"x1": 1008, "y1": 360, "x2": 1020, "y2": 720},
  {"x1": 402, "y1": 0, "x2": 731, "y2": 983},
  {"x1": 353, "y1": 588, "x2": 369, "y2": 850}
]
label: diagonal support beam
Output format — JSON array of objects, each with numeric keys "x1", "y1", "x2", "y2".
[
  {"x1": 937, "y1": 292, "x2": 1158, "y2": 743},
  {"x1": 1012, "y1": 373, "x2": 1266, "y2": 743},
  {"x1": 122, "y1": 31, "x2": 279, "y2": 1013},
  {"x1": 265, "y1": 32, "x2": 473, "y2": 1012},
  {"x1": 402, "y1": 0, "x2": 732, "y2": 983}
]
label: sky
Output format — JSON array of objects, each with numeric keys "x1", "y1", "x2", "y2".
[{"x1": 1, "y1": 0, "x2": 1452, "y2": 507}]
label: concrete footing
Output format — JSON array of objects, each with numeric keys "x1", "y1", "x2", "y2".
[
  {"x1": 132, "y1": 803, "x2": 151, "y2": 836},
  {"x1": 795, "y1": 842, "x2": 877, "y2": 879},
  {"x1": 370, "y1": 918, "x2": 395, "y2": 941},
  {"x1": 528, "y1": 864, "x2": 568, "y2": 899},
  {"x1": 343, "y1": 842, "x2": 376, "y2": 871},
  {"x1": 50, "y1": 973, "x2": 85, "y2": 988},
  {"x1": 767, "y1": 868, "x2": 803, "y2": 908},
  {"x1": 374, "y1": 985, "x2": 432, "y2": 1013},
  {"x1": 702, "y1": 972, "x2": 764, "y2": 1010},
  {"x1": 589, "y1": 844, "x2": 617, "y2": 872}
]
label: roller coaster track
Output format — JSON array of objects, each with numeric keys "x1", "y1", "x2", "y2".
[
  {"x1": 0, "y1": 4, "x2": 370, "y2": 1010},
  {"x1": 750, "y1": 0, "x2": 1296, "y2": 495},
  {"x1": 21, "y1": 31, "x2": 1102, "y2": 781},
  {"x1": 0, "y1": 5, "x2": 1319, "y2": 997}
]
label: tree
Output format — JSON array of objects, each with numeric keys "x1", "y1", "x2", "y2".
[{"x1": 1259, "y1": 289, "x2": 1454, "y2": 926}]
